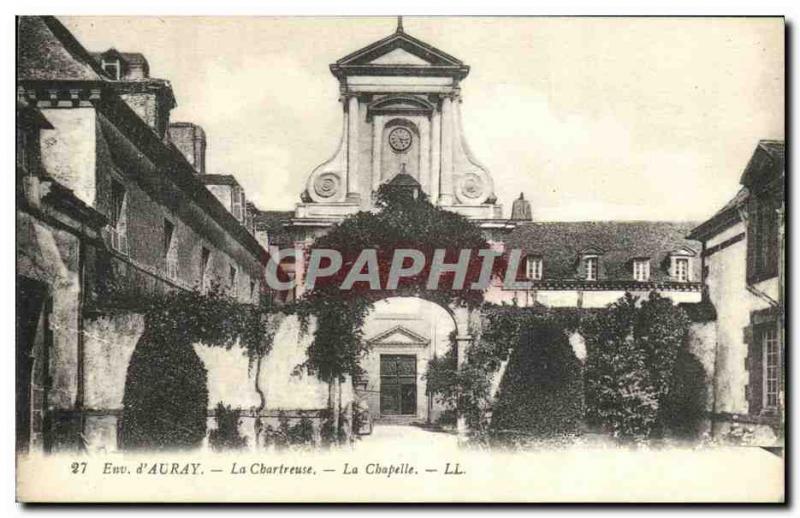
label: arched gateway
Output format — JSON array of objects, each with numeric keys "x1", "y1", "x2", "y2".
[{"x1": 359, "y1": 297, "x2": 472, "y2": 426}]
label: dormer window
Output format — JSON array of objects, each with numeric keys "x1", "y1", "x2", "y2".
[
  {"x1": 101, "y1": 59, "x2": 121, "y2": 80},
  {"x1": 674, "y1": 258, "x2": 690, "y2": 282},
  {"x1": 633, "y1": 258, "x2": 650, "y2": 282},
  {"x1": 584, "y1": 256, "x2": 598, "y2": 281},
  {"x1": 578, "y1": 247, "x2": 603, "y2": 281},
  {"x1": 669, "y1": 248, "x2": 695, "y2": 282},
  {"x1": 525, "y1": 256, "x2": 542, "y2": 280}
]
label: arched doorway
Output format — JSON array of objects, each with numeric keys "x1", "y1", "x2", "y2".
[{"x1": 358, "y1": 297, "x2": 457, "y2": 425}]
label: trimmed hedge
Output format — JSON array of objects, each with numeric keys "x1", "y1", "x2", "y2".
[
  {"x1": 490, "y1": 320, "x2": 583, "y2": 443},
  {"x1": 659, "y1": 346, "x2": 708, "y2": 438},
  {"x1": 120, "y1": 328, "x2": 209, "y2": 451}
]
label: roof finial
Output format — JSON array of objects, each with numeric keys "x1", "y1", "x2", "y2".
[{"x1": 396, "y1": 16, "x2": 404, "y2": 33}]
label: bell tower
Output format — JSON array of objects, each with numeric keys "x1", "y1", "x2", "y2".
[{"x1": 296, "y1": 18, "x2": 502, "y2": 223}]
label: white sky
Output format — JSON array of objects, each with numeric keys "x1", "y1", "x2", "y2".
[{"x1": 61, "y1": 16, "x2": 784, "y2": 222}]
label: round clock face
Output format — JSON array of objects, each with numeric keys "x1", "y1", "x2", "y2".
[{"x1": 388, "y1": 127, "x2": 413, "y2": 152}]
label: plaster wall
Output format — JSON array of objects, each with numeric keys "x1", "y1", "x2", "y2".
[
  {"x1": 704, "y1": 222, "x2": 773, "y2": 414},
  {"x1": 39, "y1": 108, "x2": 96, "y2": 205}
]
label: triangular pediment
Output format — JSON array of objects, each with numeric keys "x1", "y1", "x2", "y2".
[
  {"x1": 368, "y1": 47, "x2": 432, "y2": 66},
  {"x1": 367, "y1": 325, "x2": 429, "y2": 346},
  {"x1": 331, "y1": 29, "x2": 468, "y2": 79}
]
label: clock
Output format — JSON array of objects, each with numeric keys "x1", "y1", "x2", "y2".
[{"x1": 388, "y1": 127, "x2": 413, "y2": 152}]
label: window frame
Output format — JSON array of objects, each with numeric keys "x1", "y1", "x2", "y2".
[
  {"x1": 200, "y1": 247, "x2": 211, "y2": 292},
  {"x1": 109, "y1": 179, "x2": 128, "y2": 256},
  {"x1": 525, "y1": 255, "x2": 543, "y2": 280},
  {"x1": 229, "y1": 264, "x2": 238, "y2": 295},
  {"x1": 101, "y1": 59, "x2": 121, "y2": 80},
  {"x1": 163, "y1": 219, "x2": 178, "y2": 281},
  {"x1": 762, "y1": 323, "x2": 780, "y2": 411},
  {"x1": 584, "y1": 255, "x2": 598, "y2": 281},
  {"x1": 674, "y1": 257, "x2": 690, "y2": 282},
  {"x1": 633, "y1": 258, "x2": 651, "y2": 282}
]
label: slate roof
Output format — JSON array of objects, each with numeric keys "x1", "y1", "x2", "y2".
[
  {"x1": 505, "y1": 221, "x2": 701, "y2": 284},
  {"x1": 17, "y1": 16, "x2": 107, "y2": 82},
  {"x1": 740, "y1": 140, "x2": 785, "y2": 188},
  {"x1": 691, "y1": 140, "x2": 784, "y2": 241}
]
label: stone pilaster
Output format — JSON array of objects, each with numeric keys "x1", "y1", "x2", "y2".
[
  {"x1": 346, "y1": 95, "x2": 361, "y2": 202},
  {"x1": 438, "y1": 95, "x2": 454, "y2": 205}
]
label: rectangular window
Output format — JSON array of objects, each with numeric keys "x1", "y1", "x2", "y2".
[
  {"x1": 674, "y1": 258, "x2": 689, "y2": 282},
  {"x1": 109, "y1": 180, "x2": 128, "y2": 255},
  {"x1": 250, "y1": 280, "x2": 256, "y2": 302},
  {"x1": 101, "y1": 60, "x2": 121, "y2": 80},
  {"x1": 633, "y1": 259, "x2": 650, "y2": 282},
  {"x1": 526, "y1": 256, "x2": 542, "y2": 280},
  {"x1": 763, "y1": 325, "x2": 780, "y2": 410},
  {"x1": 750, "y1": 196, "x2": 780, "y2": 281},
  {"x1": 200, "y1": 247, "x2": 211, "y2": 292},
  {"x1": 232, "y1": 189, "x2": 243, "y2": 222},
  {"x1": 585, "y1": 257, "x2": 598, "y2": 281},
  {"x1": 229, "y1": 265, "x2": 238, "y2": 294},
  {"x1": 164, "y1": 219, "x2": 177, "y2": 281}
]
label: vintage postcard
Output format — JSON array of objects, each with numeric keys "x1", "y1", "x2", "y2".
[{"x1": 15, "y1": 15, "x2": 785, "y2": 503}]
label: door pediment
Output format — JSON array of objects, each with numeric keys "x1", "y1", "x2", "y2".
[{"x1": 367, "y1": 325, "x2": 429, "y2": 347}]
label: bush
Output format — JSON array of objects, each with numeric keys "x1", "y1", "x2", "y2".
[
  {"x1": 490, "y1": 320, "x2": 583, "y2": 444},
  {"x1": 583, "y1": 292, "x2": 690, "y2": 441},
  {"x1": 209, "y1": 403, "x2": 247, "y2": 451},
  {"x1": 120, "y1": 328, "x2": 209, "y2": 450},
  {"x1": 425, "y1": 346, "x2": 494, "y2": 433},
  {"x1": 288, "y1": 416, "x2": 315, "y2": 446},
  {"x1": 659, "y1": 346, "x2": 708, "y2": 438}
]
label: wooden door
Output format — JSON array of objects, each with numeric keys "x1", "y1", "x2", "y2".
[{"x1": 379, "y1": 355, "x2": 417, "y2": 416}]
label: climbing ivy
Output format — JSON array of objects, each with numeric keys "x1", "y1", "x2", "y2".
[{"x1": 292, "y1": 185, "x2": 500, "y2": 382}]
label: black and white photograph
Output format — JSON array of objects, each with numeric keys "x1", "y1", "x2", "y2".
[{"x1": 13, "y1": 11, "x2": 785, "y2": 503}]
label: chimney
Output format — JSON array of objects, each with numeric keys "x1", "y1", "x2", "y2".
[
  {"x1": 510, "y1": 192, "x2": 532, "y2": 221},
  {"x1": 168, "y1": 123, "x2": 207, "y2": 174}
]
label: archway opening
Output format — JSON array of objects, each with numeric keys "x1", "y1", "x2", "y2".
[{"x1": 357, "y1": 297, "x2": 457, "y2": 425}]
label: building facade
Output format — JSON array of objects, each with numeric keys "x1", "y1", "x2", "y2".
[
  {"x1": 689, "y1": 140, "x2": 785, "y2": 442},
  {"x1": 260, "y1": 20, "x2": 705, "y2": 426},
  {"x1": 16, "y1": 16, "x2": 269, "y2": 452}
]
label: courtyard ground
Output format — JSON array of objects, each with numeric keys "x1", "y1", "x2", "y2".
[{"x1": 353, "y1": 424, "x2": 460, "y2": 454}]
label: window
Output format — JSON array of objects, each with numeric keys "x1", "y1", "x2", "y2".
[
  {"x1": 229, "y1": 265, "x2": 238, "y2": 294},
  {"x1": 749, "y1": 195, "x2": 780, "y2": 281},
  {"x1": 674, "y1": 257, "x2": 689, "y2": 282},
  {"x1": 101, "y1": 59, "x2": 121, "y2": 80},
  {"x1": 232, "y1": 188, "x2": 244, "y2": 222},
  {"x1": 633, "y1": 259, "x2": 650, "y2": 282},
  {"x1": 763, "y1": 325, "x2": 780, "y2": 410},
  {"x1": 164, "y1": 219, "x2": 178, "y2": 281},
  {"x1": 109, "y1": 180, "x2": 128, "y2": 255},
  {"x1": 200, "y1": 247, "x2": 211, "y2": 292},
  {"x1": 525, "y1": 256, "x2": 542, "y2": 280},
  {"x1": 584, "y1": 256, "x2": 598, "y2": 281},
  {"x1": 250, "y1": 280, "x2": 256, "y2": 302}
]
